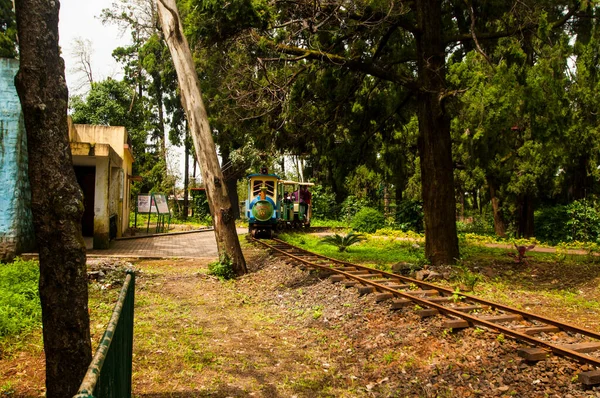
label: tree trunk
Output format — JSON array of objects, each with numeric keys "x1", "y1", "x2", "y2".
[
  {"x1": 183, "y1": 139, "x2": 190, "y2": 220},
  {"x1": 14, "y1": 1, "x2": 92, "y2": 396},
  {"x1": 415, "y1": 0, "x2": 459, "y2": 265},
  {"x1": 221, "y1": 145, "x2": 241, "y2": 220},
  {"x1": 383, "y1": 184, "x2": 391, "y2": 217},
  {"x1": 517, "y1": 194, "x2": 535, "y2": 238},
  {"x1": 488, "y1": 178, "x2": 506, "y2": 237},
  {"x1": 395, "y1": 182, "x2": 403, "y2": 207},
  {"x1": 154, "y1": 72, "x2": 167, "y2": 161},
  {"x1": 156, "y1": 0, "x2": 246, "y2": 275},
  {"x1": 472, "y1": 189, "x2": 479, "y2": 212}
]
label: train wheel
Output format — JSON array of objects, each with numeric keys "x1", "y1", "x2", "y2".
[
  {"x1": 266, "y1": 229, "x2": 273, "y2": 239},
  {"x1": 251, "y1": 229, "x2": 257, "y2": 238}
]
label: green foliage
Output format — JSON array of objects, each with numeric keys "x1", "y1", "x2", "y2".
[
  {"x1": 565, "y1": 200, "x2": 600, "y2": 243},
  {"x1": 310, "y1": 185, "x2": 338, "y2": 220},
  {"x1": 280, "y1": 232, "x2": 425, "y2": 265},
  {"x1": 208, "y1": 255, "x2": 235, "y2": 280},
  {"x1": 340, "y1": 195, "x2": 370, "y2": 221},
  {"x1": 320, "y1": 232, "x2": 365, "y2": 252},
  {"x1": 309, "y1": 219, "x2": 349, "y2": 228},
  {"x1": 0, "y1": 258, "x2": 41, "y2": 339},
  {"x1": 395, "y1": 200, "x2": 424, "y2": 232},
  {"x1": 190, "y1": 189, "x2": 211, "y2": 224},
  {"x1": 0, "y1": 0, "x2": 17, "y2": 58},
  {"x1": 536, "y1": 200, "x2": 600, "y2": 244},
  {"x1": 451, "y1": 265, "x2": 483, "y2": 292},
  {"x1": 351, "y1": 207, "x2": 385, "y2": 233},
  {"x1": 183, "y1": 0, "x2": 271, "y2": 44},
  {"x1": 456, "y1": 214, "x2": 494, "y2": 235}
]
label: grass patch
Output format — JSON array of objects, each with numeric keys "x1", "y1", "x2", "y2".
[
  {"x1": 310, "y1": 219, "x2": 350, "y2": 228},
  {"x1": 0, "y1": 258, "x2": 41, "y2": 341},
  {"x1": 279, "y1": 232, "x2": 427, "y2": 267}
]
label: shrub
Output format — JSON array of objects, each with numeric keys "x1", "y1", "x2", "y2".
[
  {"x1": 536, "y1": 200, "x2": 600, "y2": 244},
  {"x1": 456, "y1": 215, "x2": 494, "y2": 235},
  {"x1": 310, "y1": 185, "x2": 338, "y2": 220},
  {"x1": 395, "y1": 200, "x2": 424, "y2": 232},
  {"x1": 566, "y1": 200, "x2": 600, "y2": 243},
  {"x1": 320, "y1": 232, "x2": 366, "y2": 252},
  {"x1": 0, "y1": 258, "x2": 41, "y2": 339},
  {"x1": 341, "y1": 195, "x2": 371, "y2": 221},
  {"x1": 535, "y1": 205, "x2": 569, "y2": 244},
  {"x1": 351, "y1": 207, "x2": 385, "y2": 233},
  {"x1": 207, "y1": 255, "x2": 235, "y2": 280}
]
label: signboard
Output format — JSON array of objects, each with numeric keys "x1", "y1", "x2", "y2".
[
  {"x1": 134, "y1": 193, "x2": 171, "y2": 233},
  {"x1": 154, "y1": 194, "x2": 169, "y2": 214},
  {"x1": 137, "y1": 195, "x2": 154, "y2": 213}
]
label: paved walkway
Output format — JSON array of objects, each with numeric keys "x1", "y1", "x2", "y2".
[{"x1": 86, "y1": 229, "x2": 239, "y2": 259}]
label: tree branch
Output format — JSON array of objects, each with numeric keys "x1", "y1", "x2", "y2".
[
  {"x1": 445, "y1": 2, "x2": 580, "y2": 45},
  {"x1": 253, "y1": 32, "x2": 418, "y2": 90}
]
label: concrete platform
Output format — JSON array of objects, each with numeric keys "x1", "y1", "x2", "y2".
[{"x1": 26, "y1": 228, "x2": 247, "y2": 260}]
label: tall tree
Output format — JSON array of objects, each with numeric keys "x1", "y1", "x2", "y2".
[
  {"x1": 69, "y1": 37, "x2": 94, "y2": 92},
  {"x1": 14, "y1": 0, "x2": 92, "y2": 396},
  {"x1": 156, "y1": 0, "x2": 247, "y2": 275},
  {"x1": 414, "y1": 0, "x2": 459, "y2": 264}
]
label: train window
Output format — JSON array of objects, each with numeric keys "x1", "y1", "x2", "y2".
[
  {"x1": 252, "y1": 180, "x2": 263, "y2": 196},
  {"x1": 265, "y1": 181, "x2": 275, "y2": 196},
  {"x1": 252, "y1": 180, "x2": 275, "y2": 197}
]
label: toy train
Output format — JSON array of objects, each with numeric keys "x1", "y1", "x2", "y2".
[{"x1": 246, "y1": 169, "x2": 314, "y2": 238}]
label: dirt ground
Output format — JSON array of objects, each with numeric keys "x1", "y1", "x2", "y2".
[{"x1": 2, "y1": 244, "x2": 600, "y2": 397}]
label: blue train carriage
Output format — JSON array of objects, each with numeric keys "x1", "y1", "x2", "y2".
[
  {"x1": 278, "y1": 180, "x2": 315, "y2": 228},
  {"x1": 246, "y1": 171, "x2": 280, "y2": 238}
]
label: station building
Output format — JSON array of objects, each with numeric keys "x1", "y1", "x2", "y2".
[
  {"x1": 68, "y1": 121, "x2": 134, "y2": 249},
  {"x1": 0, "y1": 57, "x2": 134, "y2": 259}
]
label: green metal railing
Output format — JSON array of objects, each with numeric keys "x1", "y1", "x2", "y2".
[{"x1": 74, "y1": 270, "x2": 135, "y2": 398}]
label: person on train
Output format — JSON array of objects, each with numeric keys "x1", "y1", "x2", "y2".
[{"x1": 299, "y1": 185, "x2": 311, "y2": 219}]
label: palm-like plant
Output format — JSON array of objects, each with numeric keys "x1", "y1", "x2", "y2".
[{"x1": 320, "y1": 232, "x2": 366, "y2": 252}]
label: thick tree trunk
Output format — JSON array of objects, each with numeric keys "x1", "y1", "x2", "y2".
[
  {"x1": 488, "y1": 178, "x2": 506, "y2": 237},
  {"x1": 395, "y1": 181, "x2": 403, "y2": 207},
  {"x1": 517, "y1": 194, "x2": 535, "y2": 238},
  {"x1": 14, "y1": 0, "x2": 92, "y2": 396},
  {"x1": 156, "y1": 0, "x2": 246, "y2": 275},
  {"x1": 415, "y1": 0, "x2": 459, "y2": 265}
]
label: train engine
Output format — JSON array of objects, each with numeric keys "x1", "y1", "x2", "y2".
[{"x1": 246, "y1": 171, "x2": 279, "y2": 238}]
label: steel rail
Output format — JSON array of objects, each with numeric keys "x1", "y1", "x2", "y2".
[
  {"x1": 254, "y1": 238, "x2": 600, "y2": 368},
  {"x1": 269, "y1": 238, "x2": 600, "y2": 341}
]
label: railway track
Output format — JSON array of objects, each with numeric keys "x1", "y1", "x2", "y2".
[{"x1": 252, "y1": 237, "x2": 600, "y2": 386}]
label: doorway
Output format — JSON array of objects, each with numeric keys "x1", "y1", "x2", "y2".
[{"x1": 74, "y1": 166, "x2": 95, "y2": 237}]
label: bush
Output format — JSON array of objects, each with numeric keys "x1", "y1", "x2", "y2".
[
  {"x1": 310, "y1": 185, "x2": 338, "y2": 220},
  {"x1": 207, "y1": 255, "x2": 235, "y2": 280},
  {"x1": 0, "y1": 258, "x2": 41, "y2": 339},
  {"x1": 395, "y1": 200, "x2": 424, "y2": 232},
  {"x1": 456, "y1": 215, "x2": 494, "y2": 235},
  {"x1": 536, "y1": 200, "x2": 600, "y2": 244},
  {"x1": 535, "y1": 205, "x2": 569, "y2": 244},
  {"x1": 351, "y1": 207, "x2": 385, "y2": 233},
  {"x1": 340, "y1": 195, "x2": 371, "y2": 221},
  {"x1": 320, "y1": 232, "x2": 366, "y2": 252},
  {"x1": 566, "y1": 200, "x2": 600, "y2": 242}
]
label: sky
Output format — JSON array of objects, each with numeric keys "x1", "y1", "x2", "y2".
[
  {"x1": 57, "y1": 1, "x2": 188, "y2": 186},
  {"x1": 58, "y1": 0, "x2": 130, "y2": 95}
]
